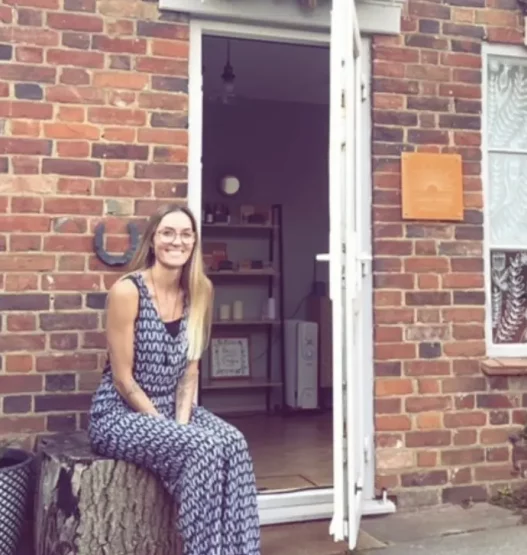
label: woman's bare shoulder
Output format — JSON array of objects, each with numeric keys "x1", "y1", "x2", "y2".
[{"x1": 107, "y1": 277, "x2": 139, "y2": 312}]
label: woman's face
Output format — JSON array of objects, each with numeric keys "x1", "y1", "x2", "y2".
[{"x1": 153, "y1": 210, "x2": 196, "y2": 270}]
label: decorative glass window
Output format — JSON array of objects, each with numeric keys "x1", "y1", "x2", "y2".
[{"x1": 486, "y1": 46, "x2": 527, "y2": 355}]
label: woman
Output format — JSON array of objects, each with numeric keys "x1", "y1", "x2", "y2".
[{"x1": 88, "y1": 203, "x2": 261, "y2": 555}]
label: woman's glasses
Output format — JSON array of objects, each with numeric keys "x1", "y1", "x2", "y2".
[{"x1": 156, "y1": 228, "x2": 195, "y2": 245}]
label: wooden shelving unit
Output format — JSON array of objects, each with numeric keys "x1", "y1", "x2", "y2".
[{"x1": 199, "y1": 205, "x2": 286, "y2": 415}]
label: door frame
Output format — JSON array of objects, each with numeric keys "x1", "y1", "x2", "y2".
[{"x1": 188, "y1": 17, "x2": 391, "y2": 526}]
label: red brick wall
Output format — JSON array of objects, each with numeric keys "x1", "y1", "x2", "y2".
[
  {"x1": 0, "y1": 0, "x2": 189, "y2": 436},
  {"x1": 2, "y1": 0, "x2": 527, "y2": 509},
  {"x1": 372, "y1": 0, "x2": 526, "y2": 507}
]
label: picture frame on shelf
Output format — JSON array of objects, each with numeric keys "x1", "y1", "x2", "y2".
[{"x1": 209, "y1": 334, "x2": 251, "y2": 380}]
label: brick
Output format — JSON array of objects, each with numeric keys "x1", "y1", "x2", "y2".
[
  {"x1": 375, "y1": 378, "x2": 413, "y2": 397},
  {"x1": 442, "y1": 486, "x2": 488, "y2": 505},
  {"x1": 109, "y1": 55, "x2": 131, "y2": 70},
  {"x1": 18, "y1": 8, "x2": 42, "y2": 26},
  {"x1": 0, "y1": 63, "x2": 55, "y2": 83},
  {"x1": 481, "y1": 428, "x2": 516, "y2": 444},
  {"x1": 54, "y1": 293, "x2": 83, "y2": 309},
  {"x1": 15, "y1": 46, "x2": 43, "y2": 63},
  {"x1": 0, "y1": 374, "x2": 43, "y2": 394},
  {"x1": 401, "y1": 470, "x2": 447, "y2": 488},
  {"x1": 0, "y1": 334, "x2": 46, "y2": 352},
  {"x1": 489, "y1": 411, "x2": 509, "y2": 426},
  {"x1": 376, "y1": 415, "x2": 411, "y2": 431},
  {"x1": 14, "y1": 308, "x2": 40, "y2": 333},
  {"x1": 39, "y1": 313, "x2": 98, "y2": 331},
  {"x1": 453, "y1": 291, "x2": 484, "y2": 305},
  {"x1": 62, "y1": 32, "x2": 90, "y2": 49},
  {"x1": 139, "y1": 90, "x2": 188, "y2": 111},
  {"x1": 375, "y1": 361, "x2": 402, "y2": 377},
  {"x1": 406, "y1": 292, "x2": 450, "y2": 306},
  {"x1": 0, "y1": 416, "x2": 45, "y2": 434},
  {"x1": 92, "y1": 36, "x2": 146, "y2": 54},
  {"x1": 0, "y1": 293, "x2": 49, "y2": 311},
  {"x1": 134, "y1": 163, "x2": 187, "y2": 180},
  {"x1": 441, "y1": 448, "x2": 484, "y2": 465},
  {"x1": 35, "y1": 393, "x2": 92, "y2": 412},
  {"x1": 93, "y1": 71, "x2": 148, "y2": 90},
  {"x1": 406, "y1": 396, "x2": 451, "y2": 413},
  {"x1": 405, "y1": 360, "x2": 451, "y2": 377},
  {"x1": 136, "y1": 21, "x2": 188, "y2": 40},
  {"x1": 375, "y1": 343, "x2": 416, "y2": 360},
  {"x1": 92, "y1": 143, "x2": 148, "y2": 160},
  {"x1": 3, "y1": 395, "x2": 32, "y2": 414},
  {"x1": 60, "y1": 68, "x2": 90, "y2": 86},
  {"x1": 152, "y1": 76, "x2": 187, "y2": 93},
  {"x1": 46, "y1": 85, "x2": 104, "y2": 105},
  {"x1": 64, "y1": 0, "x2": 95, "y2": 10},
  {"x1": 47, "y1": 12, "x2": 102, "y2": 32},
  {"x1": 0, "y1": 137, "x2": 51, "y2": 156},
  {"x1": 42, "y1": 158, "x2": 101, "y2": 177},
  {"x1": 475, "y1": 465, "x2": 513, "y2": 482},
  {"x1": 88, "y1": 107, "x2": 146, "y2": 126},
  {"x1": 406, "y1": 431, "x2": 451, "y2": 448},
  {"x1": 42, "y1": 274, "x2": 99, "y2": 291},
  {"x1": 47, "y1": 413, "x2": 77, "y2": 432},
  {"x1": 50, "y1": 333, "x2": 78, "y2": 350},
  {"x1": 46, "y1": 373, "x2": 76, "y2": 391},
  {"x1": 5, "y1": 354, "x2": 33, "y2": 373},
  {"x1": 418, "y1": 342, "x2": 442, "y2": 358},
  {"x1": 408, "y1": 129, "x2": 449, "y2": 144},
  {"x1": 136, "y1": 56, "x2": 186, "y2": 76},
  {"x1": 44, "y1": 122, "x2": 99, "y2": 140},
  {"x1": 444, "y1": 412, "x2": 487, "y2": 428},
  {"x1": 478, "y1": 394, "x2": 518, "y2": 410},
  {"x1": 486, "y1": 446, "x2": 509, "y2": 462},
  {"x1": 376, "y1": 398, "x2": 401, "y2": 414},
  {"x1": 57, "y1": 141, "x2": 90, "y2": 158},
  {"x1": 46, "y1": 49, "x2": 104, "y2": 69}
]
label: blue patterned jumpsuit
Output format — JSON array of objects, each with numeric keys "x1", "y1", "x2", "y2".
[{"x1": 88, "y1": 273, "x2": 261, "y2": 555}]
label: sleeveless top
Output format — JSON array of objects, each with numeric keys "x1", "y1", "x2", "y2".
[{"x1": 89, "y1": 272, "x2": 189, "y2": 422}]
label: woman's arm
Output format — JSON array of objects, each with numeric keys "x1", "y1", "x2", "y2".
[
  {"x1": 175, "y1": 360, "x2": 199, "y2": 425},
  {"x1": 106, "y1": 279, "x2": 162, "y2": 417}
]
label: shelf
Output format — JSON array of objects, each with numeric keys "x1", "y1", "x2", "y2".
[
  {"x1": 207, "y1": 269, "x2": 277, "y2": 277},
  {"x1": 201, "y1": 379, "x2": 283, "y2": 391},
  {"x1": 212, "y1": 320, "x2": 279, "y2": 327},
  {"x1": 202, "y1": 223, "x2": 276, "y2": 231}
]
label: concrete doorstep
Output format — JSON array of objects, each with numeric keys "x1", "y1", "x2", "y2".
[{"x1": 261, "y1": 502, "x2": 525, "y2": 555}]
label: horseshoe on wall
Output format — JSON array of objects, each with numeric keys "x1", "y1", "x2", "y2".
[{"x1": 94, "y1": 222, "x2": 140, "y2": 267}]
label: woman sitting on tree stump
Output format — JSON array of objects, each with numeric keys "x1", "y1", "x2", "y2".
[{"x1": 88, "y1": 203, "x2": 261, "y2": 555}]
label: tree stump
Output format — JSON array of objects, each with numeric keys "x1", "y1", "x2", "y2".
[{"x1": 34, "y1": 432, "x2": 182, "y2": 555}]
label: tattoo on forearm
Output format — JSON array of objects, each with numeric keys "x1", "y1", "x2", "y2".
[{"x1": 124, "y1": 382, "x2": 140, "y2": 398}]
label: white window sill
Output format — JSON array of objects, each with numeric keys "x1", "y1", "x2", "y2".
[{"x1": 481, "y1": 358, "x2": 527, "y2": 376}]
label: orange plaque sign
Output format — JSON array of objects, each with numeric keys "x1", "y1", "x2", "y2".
[{"x1": 401, "y1": 152, "x2": 464, "y2": 221}]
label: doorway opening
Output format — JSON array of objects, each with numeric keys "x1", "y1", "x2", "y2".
[{"x1": 198, "y1": 34, "x2": 332, "y2": 496}]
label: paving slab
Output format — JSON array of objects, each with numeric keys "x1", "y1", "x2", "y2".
[
  {"x1": 360, "y1": 525, "x2": 527, "y2": 555},
  {"x1": 360, "y1": 502, "x2": 522, "y2": 545}
]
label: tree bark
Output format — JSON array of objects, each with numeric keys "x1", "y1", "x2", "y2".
[{"x1": 34, "y1": 432, "x2": 182, "y2": 555}]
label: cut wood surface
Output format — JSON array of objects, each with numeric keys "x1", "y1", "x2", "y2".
[{"x1": 34, "y1": 432, "x2": 182, "y2": 555}]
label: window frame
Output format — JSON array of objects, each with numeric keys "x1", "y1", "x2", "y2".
[{"x1": 483, "y1": 43, "x2": 527, "y2": 357}]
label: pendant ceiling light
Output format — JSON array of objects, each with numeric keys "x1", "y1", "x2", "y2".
[{"x1": 221, "y1": 40, "x2": 236, "y2": 103}]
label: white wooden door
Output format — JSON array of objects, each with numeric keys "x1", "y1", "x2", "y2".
[{"x1": 327, "y1": 0, "x2": 365, "y2": 548}]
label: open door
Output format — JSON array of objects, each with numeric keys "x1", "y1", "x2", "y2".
[{"x1": 327, "y1": 0, "x2": 365, "y2": 548}]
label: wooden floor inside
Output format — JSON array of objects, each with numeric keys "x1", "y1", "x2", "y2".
[{"x1": 225, "y1": 411, "x2": 333, "y2": 492}]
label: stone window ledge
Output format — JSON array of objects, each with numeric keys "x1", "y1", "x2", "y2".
[{"x1": 481, "y1": 358, "x2": 527, "y2": 376}]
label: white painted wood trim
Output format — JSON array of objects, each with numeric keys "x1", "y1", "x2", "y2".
[
  {"x1": 188, "y1": 18, "x2": 380, "y2": 526},
  {"x1": 258, "y1": 488, "x2": 395, "y2": 526},
  {"x1": 482, "y1": 43, "x2": 527, "y2": 359},
  {"x1": 159, "y1": 0, "x2": 405, "y2": 36}
]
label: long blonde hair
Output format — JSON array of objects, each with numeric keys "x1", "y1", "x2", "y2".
[{"x1": 127, "y1": 203, "x2": 213, "y2": 361}]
